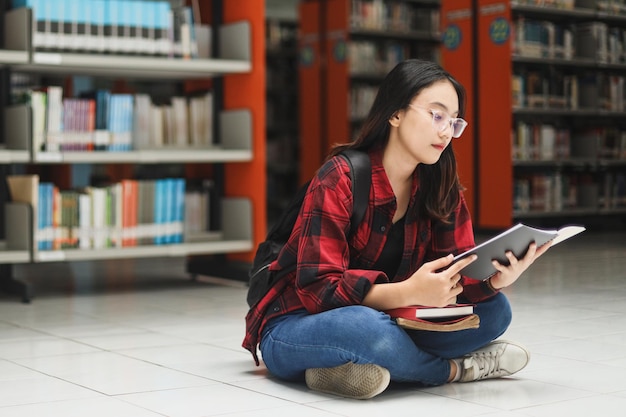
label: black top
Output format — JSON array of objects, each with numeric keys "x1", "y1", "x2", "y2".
[{"x1": 372, "y1": 216, "x2": 405, "y2": 279}]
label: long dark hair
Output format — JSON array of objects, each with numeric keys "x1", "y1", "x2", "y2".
[{"x1": 330, "y1": 59, "x2": 467, "y2": 222}]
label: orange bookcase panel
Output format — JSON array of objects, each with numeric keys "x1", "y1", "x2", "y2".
[
  {"x1": 477, "y1": 0, "x2": 512, "y2": 229},
  {"x1": 324, "y1": 0, "x2": 350, "y2": 149},
  {"x1": 222, "y1": 0, "x2": 267, "y2": 260},
  {"x1": 440, "y1": 0, "x2": 476, "y2": 221},
  {"x1": 298, "y1": 0, "x2": 323, "y2": 184}
]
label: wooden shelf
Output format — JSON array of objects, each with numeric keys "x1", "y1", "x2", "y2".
[
  {"x1": 512, "y1": 55, "x2": 626, "y2": 72},
  {"x1": 515, "y1": 207, "x2": 626, "y2": 218},
  {"x1": 0, "y1": 49, "x2": 28, "y2": 65},
  {"x1": 0, "y1": 149, "x2": 29, "y2": 163},
  {"x1": 350, "y1": 28, "x2": 440, "y2": 42},
  {"x1": 511, "y1": 4, "x2": 596, "y2": 20},
  {"x1": 33, "y1": 149, "x2": 253, "y2": 164},
  {"x1": 514, "y1": 159, "x2": 626, "y2": 168},
  {"x1": 34, "y1": 240, "x2": 253, "y2": 262},
  {"x1": 4, "y1": 106, "x2": 253, "y2": 163},
  {"x1": 9, "y1": 52, "x2": 251, "y2": 79},
  {"x1": 0, "y1": 243, "x2": 29, "y2": 263}
]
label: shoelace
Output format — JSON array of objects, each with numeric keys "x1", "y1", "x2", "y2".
[{"x1": 466, "y1": 348, "x2": 503, "y2": 379}]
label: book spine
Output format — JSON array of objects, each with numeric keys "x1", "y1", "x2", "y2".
[
  {"x1": 45, "y1": 86, "x2": 63, "y2": 152},
  {"x1": 156, "y1": 2, "x2": 171, "y2": 56},
  {"x1": 26, "y1": 0, "x2": 45, "y2": 50},
  {"x1": 37, "y1": 183, "x2": 44, "y2": 250},
  {"x1": 144, "y1": 1, "x2": 157, "y2": 55},
  {"x1": 154, "y1": 179, "x2": 163, "y2": 244},
  {"x1": 164, "y1": 178, "x2": 174, "y2": 243},
  {"x1": 119, "y1": 0, "x2": 134, "y2": 54},
  {"x1": 92, "y1": 0, "x2": 106, "y2": 53},
  {"x1": 42, "y1": 0, "x2": 56, "y2": 51}
]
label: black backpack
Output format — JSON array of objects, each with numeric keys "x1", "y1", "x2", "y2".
[{"x1": 246, "y1": 150, "x2": 371, "y2": 307}]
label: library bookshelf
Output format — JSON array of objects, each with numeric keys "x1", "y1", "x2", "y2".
[
  {"x1": 476, "y1": 0, "x2": 626, "y2": 230},
  {"x1": 0, "y1": 0, "x2": 266, "y2": 302}
]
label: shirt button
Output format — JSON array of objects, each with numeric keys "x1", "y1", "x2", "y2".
[
  {"x1": 380, "y1": 226, "x2": 386, "y2": 232},
  {"x1": 273, "y1": 306, "x2": 280, "y2": 312}
]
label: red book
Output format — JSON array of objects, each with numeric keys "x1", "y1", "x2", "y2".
[
  {"x1": 385, "y1": 305, "x2": 479, "y2": 332},
  {"x1": 386, "y1": 304, "x2": 475, "y2": 320}
]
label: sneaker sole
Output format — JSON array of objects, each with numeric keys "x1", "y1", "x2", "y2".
[{"x1": 305, "y1": 362, "x2": 390, "y2": 399}]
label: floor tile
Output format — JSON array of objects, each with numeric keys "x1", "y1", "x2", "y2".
[
  {"x1": 0, "y1": 397, "x2": 165, "y2": 417},
  {"x1": 0, "y1": 337, "x2": 100, "y2": 359},
  {"x1": 0, "y1": 360, "x2": 43, "y2": 381},
  {"x1": 421, "y1": 378, "x2": 592, "y2": 410},
  {"x1": 308, "y1": 388, "x2": 497, "y2": 416},
  {"x1": 74, "y1": 331, "x2": 190, "y2": 351},
  {"x1": 518, "y1": 394, "x2": 626, "y2": 417},
  {"x1": 0, "y1": 376, "x2": 101, "y2": 407},
  {"x1": 116, "y1": 384, "x2": 297, "y2": 417},
  {"x1": 13, "y1": 351, "x2": 215, "y2": 395},
  {"x1": 118, "y1": 343, "x2": 265, "y2": 383}
]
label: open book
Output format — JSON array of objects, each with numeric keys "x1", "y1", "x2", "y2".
[{"x1": 453, "y1": 223, "x2": 585, "y2": 280}]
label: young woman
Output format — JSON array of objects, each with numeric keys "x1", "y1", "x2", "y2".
[{"x1": 243, "y1": 59, "x2": 551, "y2": 399}]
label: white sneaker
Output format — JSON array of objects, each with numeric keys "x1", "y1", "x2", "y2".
[
  {"x1": 459, "y1": 340, "x2": 530, "y2": 382},
  {"x1": 305, "y1": 362, "x2": 390, "y2": 399}
]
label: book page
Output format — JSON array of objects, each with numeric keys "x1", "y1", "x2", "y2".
[
  {"x1": 452, "y1": 223, "x2": 584, "y2": 280},
  {"x1": 551, "y1": 225, "x2": 586, "y2": 246}
]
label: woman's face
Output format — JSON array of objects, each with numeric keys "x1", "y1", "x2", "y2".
[{"x1": 389, "y1": 79, "x2": 461, "y2": 166}]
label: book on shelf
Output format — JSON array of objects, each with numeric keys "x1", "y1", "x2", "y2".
[
  {"x1": 133, "y1": 94, "x2": 152, "y2": 149},
  {"x1": 385, "y1": 304, "x2": 474, "y2": 320},
  {"x1": 453, "y1": 223, "x2": 586, "y2": 280},
  {"x1": 171, "y1": 96, "x2": 189, "y2": 146},
  {"x1": 169, "y1": 5, "x2": 198, "y2": 59},
  {"x1": 121, "y1": 179, "x2": 138, "y2": 247}
]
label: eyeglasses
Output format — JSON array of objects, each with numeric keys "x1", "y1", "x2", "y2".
[{"x1": 407, "y1": 104, "x2": 468, "y2": 138}]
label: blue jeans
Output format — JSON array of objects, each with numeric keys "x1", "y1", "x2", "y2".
[{"x1": 260, "y1": 292, "x2": 511, "y2": 386}]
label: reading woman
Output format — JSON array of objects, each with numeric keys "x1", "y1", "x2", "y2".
[{"x1": 243, "y1": 59, "x2": 551, "y2": 399}]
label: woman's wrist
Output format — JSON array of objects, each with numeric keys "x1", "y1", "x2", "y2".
[{"x1": 486, "y1": 277, "x2": 501, "y2": 291}]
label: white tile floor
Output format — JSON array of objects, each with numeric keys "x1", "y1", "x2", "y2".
[{"x1": 0, "y1": 230, "x2": 625, "y2": 416}]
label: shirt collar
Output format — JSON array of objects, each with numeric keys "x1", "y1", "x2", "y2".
[
  {"x1": 369, "y1": 148, "x2": 420, "y2": 207},
  {"x1": 370, "y1": 149, "x2": 396, "y2": 206}
]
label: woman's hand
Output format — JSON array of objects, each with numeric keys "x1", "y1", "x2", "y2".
[
  {"x1": 489, "y1": 241, "x2": 552, "y2": 289},
  {"x1": 362, "y1": 254, "x2": 477, "y2": 311},
  {"x1": 402, "y1": 254, "x2": 478, "y2": 308}
]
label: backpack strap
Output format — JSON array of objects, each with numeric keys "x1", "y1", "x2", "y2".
[{"x1": 339, "y1": 149, "x2": 371, "y2": 237}]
